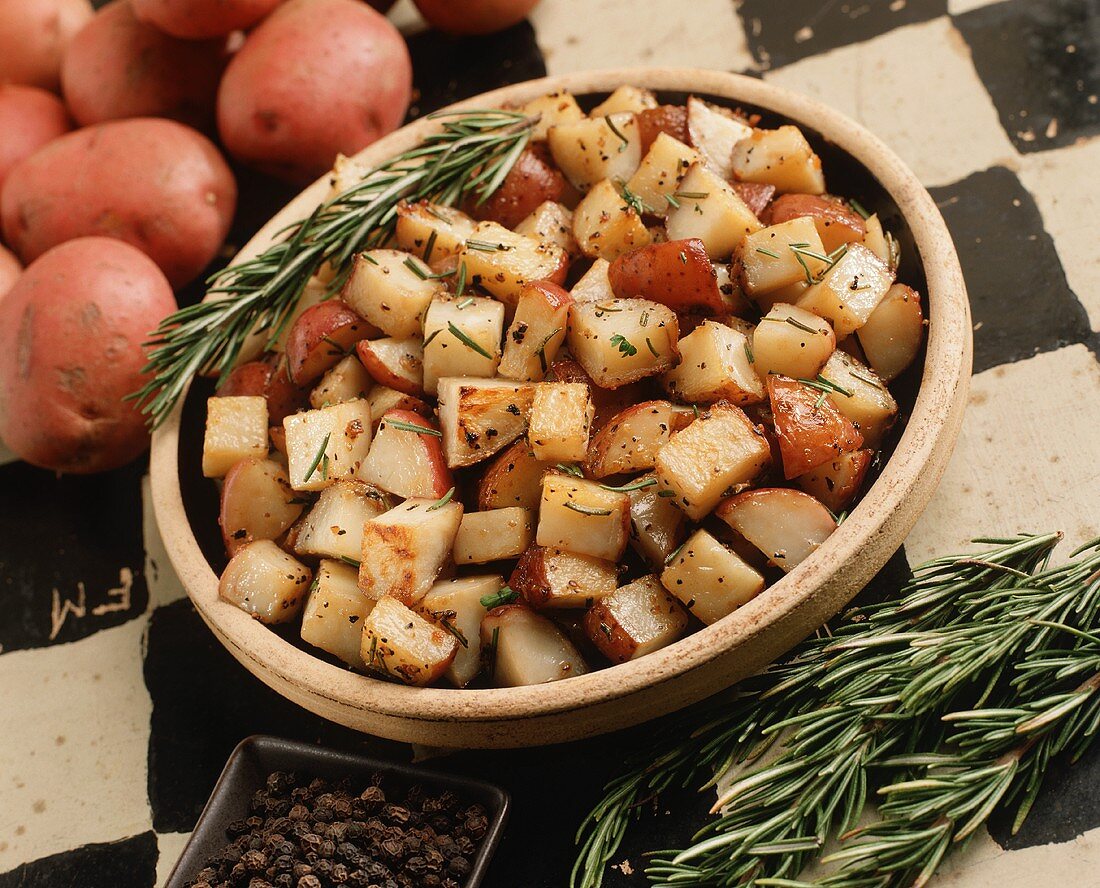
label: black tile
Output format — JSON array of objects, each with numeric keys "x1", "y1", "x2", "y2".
[
  {"x1": 0, "y1": 460, "x2": 149, "y2": 654},
  {"x1": 0, "y1": 831, "x2": 157, "y2": 888},
  {"x1": 738, "y1": 0, "x2": 947, "y2": 70},
  {"x1": 955, "y1": 0, "x2": 1100, "y2": 153},
  {"x1": 929, "y1": 166, "x2": 1091, "y2": 373}
]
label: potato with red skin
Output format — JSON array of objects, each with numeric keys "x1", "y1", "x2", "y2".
[
  {"x1": 217, "y1": 0, "x2": 412, "y2": 184},
  {"x1": 1, "y1": 118, "x2": 236, "y2": 288},
  {"x1": 411, "y1": 0, "x2": 540, "y2": 35},
  {"x1": 608, "y1": 238, "x2": 725, "y2": 315},
  {"x1": 470, "y1": 143, "x2": 575, "y2": 230},
  {"x1": 216, "y1": 355, "x2": 309, "y2": 424},
  {"x1": 0, "y1": 244, "x2": 22, "y2": 301},
  {"x1": 731, "y1": 182, "x2": 776, "y2": 217},
  {"x1": 796, "y1": 448, "x2": 873, "y2": 513},
  {"x1": 767, "y1": 375, "x2": 863, "y2": 479},
  {"x1": 0, "y1": 86, "x2": 71, "y2": 192},
  {"x1": 636, "y1": 104, "x2": 689, "y2": 153},
  {"x1": 219, "y1": 457, "x2": 304, "y2": 555},
  {"x1": 544, "y1": 356, "x2": 647, "y2": 434},
  {"x1": 761, "y1": 193, "x2": 866, "y2": 252},
  {"x1": 356, "y1": 337, "x2": 424, "y2": 396},
  {"x1": 61, "y1": 0, "x2": 227, "y2": 130},
  {"x1": 284, "y1": 299, "x2": 374, "y2": 386},
  {"x1": 0, "y1": 238, "x2": 177, "y2": 473},
  {"x1": 0, "y1": 0, "x2": 93, "y2": 91},
  {"x1": 132, "y1": 0, "x2": 281, "y2": 38}
]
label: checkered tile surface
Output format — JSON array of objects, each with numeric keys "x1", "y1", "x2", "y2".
[{"x1": 2, "y1": 1, "x2": 1098, "y2": 884}]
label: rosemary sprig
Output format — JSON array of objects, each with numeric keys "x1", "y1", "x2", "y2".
[
  {"x1": 129, "y1": 109, "x2": 535, "y2": 427},
  {"x1": 481, "y1": 586, "x2": 519, "y2": 609},
  {"x1": 448, "y1": 322, "x2": 493, "y2": 359},
  {"x1": 384, "y1": 418, "x2": 442, "y2": 436}
]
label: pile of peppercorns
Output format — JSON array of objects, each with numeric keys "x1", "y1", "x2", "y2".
[{"x1": 185, "y1": 770, "x2": 490, "y2": 888}]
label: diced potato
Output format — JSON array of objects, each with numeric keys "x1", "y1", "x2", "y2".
[
  {"x1": 716, "y1": 488, "x2": 837, "y2": 572},
  {"x1": 310, "y1": 354, "x2": 373, "y2": 408},
  {"x1": 498, "y1": 281, "x2": 572, "y2": 382},
  {"x1": 570, "y1": 257, "x2": 615, "y2": 304},
  {"x1": 686, "y1": 96, "x2": 752, "y2": 181},
  {"x1": 513, "y1": 200, "x2": 578, "y2": 255},
  {"x1": 665, "y1": 162, "x2": 763, "y2": 259},
  {"x1": 862, "y1": 213, "x2": 889, "y2": 264},
  {"x1": 356, "y1": 336, "x2": 424, "y2": 396},
  {"x1": 661, "y1": 320, "x2": 764, "y2": 406},
  {"x1": 572, "y1": 179, "x2": 652, "y2": 260},
  {"x1": 358, "y1": 497, "x2": 464, "y2": 605},
  {"x1": 763, "y1": 193, "x2": 867, "y2": 253},
  {"x1": 796, "y1": 448, "x2": 873, "y2": 513},
  {"x1": 341, "y1": 249, "x2": 441, "y2": 338},
  {"x1": 591, "y1": 85, "x2": 658, "y2": 117},
  {"x1": 219, "y1": 539, "x2": 311, "y2": 624},
  {"x1": 714, "y1": 261, "x2": 755, "y2": 317},
  {"x1": 818, "y1": 350, "x2": 898, "y2": 447},
  {"x1": 453, "y1": 507, "x2": 535, "y2": 564},
  {"x1": 421, "y1": 296, "x2": 505, "y2": 394},
  {"x1": 751, "y1": 303, "x2": 836, "y2": 380},
  {"x1": 300, "y1": 560, "x2": 376, "y2": 668},
  {"x1": 220, "y1": 457, "x2": 304, "y2": 555},
  {"x1": 360, "y1": 595, "x2": 458, "y2": 686},
  {"x1": 357, "y1": 410, "x2": 452, "y2": 500},
  {"x1": 567, "y1": 298, "x2": 679, "y2": 389},
  {"x1": 730, "y1": 126, "x2": 826, "y2": 194},
  {"x1": 585, "y1": 400, "x2": 679, "y2": 478},
  {"x1": 481, "y1": 605, "x2": 588, "y2": 686},
  {"x1": 660, "y1": 529, "x2": 764, "y2": 624},
  {"x1": 519, "y1": 89, "x2": 585, "y2": 141},
  {"x1": 547, "y1": 112, "x2": 643, "y2": 192},
  {"x1": 796, "y1": 243, "x2": 894, "y2": 337},
  {"x1": 654, "y1": 402, "x2": 771, "y2": 520},
  {"x1": 510, "y1": 544, "x2": 619, "y2": 608},
  {"x1": 477, "y1": 439, "x2": 549, "y2": 511},
  {"x1": 458, "y1": 221, "x2": 568, "y2": 308},
  {"x1": 856, "y1": 283, "x2": 924, "y2": 382},
  {"x1": 419, "y1": 575, "x2": 502, "y2": 687},
  {"x1": 294, "y1": 478, "x2": 390, "y2": 562},
  {"x1": 283, "y1": 399, "x2": 372, "y2": 491},
  {"x1": 528, "y1": 383, "x2": 594, "y2": 462},
  {"x1": 437, "y1": 377, "x2": 534, "y2": 468},
  {"x1": 365, "y1": 385, "x2": 430, "y2": 429},
  {"x1": 625, "y1": 132, "x2": 701, "y2": 215},
  {"x1": 394, "y1": 201, "x2": 476, "y2": 272},
  {"x1": 627, "y1": 473, "x2": 688, "y2": 566},
  {"x1": 536, "y1": 474, "x2": 631, "y2": 561},
  {"x1": 767, "y1": 375, "x2": 863, "y2": 478},
  {"x1": 584, "y1": 575, "x2": 689, "y2": 662},
  {"x1": 203, "y1": 395, "x2": 268, "y2": 478},
  {"x1": 608, "y1": 238, "x2": 726, "y2": 315},
  {"x1": 736, "y1": 217, "x2": 829, "y2": 297}
]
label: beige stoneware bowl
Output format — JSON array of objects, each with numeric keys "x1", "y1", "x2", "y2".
[{"x1": 150, "y1": 68, "x2": 972, "y2": 749}]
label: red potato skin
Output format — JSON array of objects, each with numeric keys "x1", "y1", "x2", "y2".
[
  {"x1": 132, "y1": 0, "x2": 281, "y2": 38},
  {"x1": 1, "y1": 118, "x2": 237, "y2": 288},
  {"x1": 470, "y1": 143, "x2": 576, "y2": 229},
  {"x1": 219, "y1": 456, "x2": 303, "y2": 555},
  {"x1": 378, "y1": 408, "x2": 453, "y2": 497},
  {"x1": 0, "y1": 245, "x2": 21, "y2": 300},
  {"x1": 216, "y1": 0, "x2": 412, "y2": 184},
  {"x1": 0, "y1": 86, "x2": 71, "y2": 193},
  {"x1": 216, "y1": 355, "x2": 309, "y2": 424},
  {"x1": 608, "y1": 238, "x2": 725, "y2": 314},
  {"x1": 284, "y1": 299, "x2": 374, "y2": 385},
  {"x1": 636, "y1": 104, "x2": 689, "y2": 153},
  {"x1": 356, "y1": 339, "x2": 424, "y2": 396},
  {"x1": 509, "y1": 545, "x2": 556, "y2": 608},
  {"x1": 797, "y1": 448, "x2": 873, "y2": 513},
  {"x1": 761, "y1": 194, "x2": 866, "y2": 244},
  {"x1": 0, "y1": 237, "x2": 177, "y2": 473},
  {"x1": 411, "y1": 0, "x2": 540, "y2": 35},
  {"x1": 731, "y1": 181, "x2": 776, "y2": 217},
  {"x1": 0, "y1": 0, "x2": 93, "y2": 92},
  {"x1": 767, "y1": 375, "x2": 864, "y2": 479}
]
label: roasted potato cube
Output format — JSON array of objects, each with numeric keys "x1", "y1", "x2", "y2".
[
  {"x1": 219, "y1": 539, "x2": 311, "y2": 624},
  {"x1": 356, "y1": 336, "x2": 425, "y2": 396},
  {"x1": 513, "y1": 200, "x2": 579, "y2": 256},
  {"x1": 856, "y1": 283, "x2": 924, "y2": 382},
  {"x1": 477, "y1": 439, "x2": 549, "y2": 511},
  {"x1": 536, "y1": 474, "x2": 631, "y2": 561},
  {"x1": 294, "y1": 479, "x2": 390, "y2": 562},
  {"x1": 768, "y1": 375, "x2": 864, "y2": 478},
  {"x1": 365, "y1": 385, "x2": 430, "y2": 429},
  {"x1": 736, "y1": 217, "x2": 829, "y2": 297},
  {"x1": 458, "y1": 221, "x2": 568, "y2": 308},
  {"x1": 637, "y1": 103, "x2": 689, "y2": 150},
  {"x1": 627, "y1": 472, "x2": 688, "y2": 566},
  {"x1": 818, "y1": 350, "x2": 898, "y2": 447},
  {"x1": 547, "y1": 112, "x2": 642, "y2": 192},
  {"x1": 762, "y1": 193, "x2": 867, "y2": 253},
  {"x1": 358, "y1": 497, "x2": 464, "y2": 605},
  {"x1": 661, "y1": 320, "x2": 764, "y2": 406},
  {"x1": 437, "y1": 377, "x2": 534, "y2": 468},
  {"x1": 220, "y1": 457, "x2": 304, "y2": 555},
  {"x1": 284, "y1": 299, "x2": 376, "y2": 387},
  {"x1": 361, "y1": 595, "x2": 458, "y2": 686},
  {"x1": 665, "y1": 162, "x2": 763, "y2": 259},
  {"x1": 474, "y1": 143, "x2": 576, "y2": 230},
  {"x1": 284, "y1": 400, "x2": 372, "y2": 491},
  {"x1": 796, "y1": 448, "x2": 873, "y2": 514},
  {"x1": 796, "y1": 243, "x2": 894, "y2": 337},
  {"x1": 300, "y1": 559, "x2": 376, "y2": 668},
  {"x1": 660, "y1": 529, "x2": 764, "y2": 624},
  {"x1": 498, "y1": 281, "x2": 572, "y2": 382},
  {"x1": 481, "y1": 604, "x2": 588, "y2": 686},
  {"x1": 510, "y1": 544, "x2": 619, "y2": 609},
  {"x1": 572, "y1": 179, "x2": 652, "y2": 261},
  {"x1": 519, "y1": 89, "x2": 585, "y2": 141},
  {"x1": 570, "y1": 257, "x2": 615, "y2": 304},
  {"x1": 654, "y1": 402, "x2": 771, "y2": 520},
  {"x1": 341, "y1": 249, "x2": 441, "y2": 338},
  {"x1": 730, "y1": 126, "x2": 826, "y2": 194},
  {"x1": 528, "y1": 382, "x2": 594, "y2": 462},
  {"x1": 422, "y1": 296, "x2": 505, "y2": 394},
  {"x1": 453, "y1": 507, "x2": 535, "y2": 564},
  {"x1": 584, "y1": 575, "x2": 689, "y2": 662},
  {"x1": 419, "y1": 575, "x2": 503, "y2": 687},
  {"x1": 357, "y1": 410, "x2": 452, "y2": 500},
  {"x1": 261, "y1": 276, "x2": 328, "y2": 355},
  {"x1": 203, "y1": 395, "x2": 268, "y2": 478},
  {"x1": 717, "y1": 487, "x2": 837, "y2": 572},
  {"x1": 752, "y1": 303, "x2": 836, "y2": 380},
  {"x1": 394, "y1": 200, "x2": 477, "y2": 272},
  {"x1": 585, "y1": 400, "x2": 680, "y2": 478},
  {"x1": 591, "y1": 85, "x2": 658, "y2": 117},
  {"x1": 686, "y1": 96, "x2": 753, "y2": 180},
  {"x1": 567, "y1": 298, "x2": 679, "y2": 389},
  {"x1": 624, "y1": 132, "x2": 701, "y2": 215},
  {"x1": 310, "y1": 354, "x2": 373, "y2": 408},
  {"x1": 608, "y1": 238, "x2": 725, "y2": 314},
  {"x1": 862, "y1": 213, "x2": 891, "y2": 265}
]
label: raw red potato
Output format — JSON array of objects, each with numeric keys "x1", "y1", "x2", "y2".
[
  {"x1": 767, "y1": 375, "x2": 863, "y2": 479},
  {"x1": 358, "y1": 409, "x2": 452, "y2": 500},
  {"x1": 608, "y1": 239, "x2": 725, "y2": 315},
  {"x1": 217, "y1": 355, "x2": 308, "y2": 424},
  {"x1": 471, "y1": 143, "x2": 575, "y2": 230},
  {"x1": 284, "y1": 300, "x2": 374, "y2": 386},
  {"x1": 412, "y1": 0, "x2": 541, "y2": 36},
  {"x1": 132, "y1": 0, "x2": 281, "y2": 38},
  {"x1": 0, "y1": 85, "x2": 71, "y2": 192},
  {"x1": 0, "y1": 0, "x2": 93, "y2": 91},
  {"x1": 219, "y1": 457, "x2": 304, "y2": 555}
]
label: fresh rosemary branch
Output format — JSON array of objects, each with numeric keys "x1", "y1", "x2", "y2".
[
  {"x1": 129, "y1": 109, "x2": 536, "y2": 427},
  {"x1": 573, "y1": 533, "x2": 1100, "y2": 888}
]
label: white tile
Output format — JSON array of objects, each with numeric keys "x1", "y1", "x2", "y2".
[
  {"x1": 156, "y1": 831, "x2": 191, "y2": 888},
  {"x1": 766, "y1": 17, "x2": 1018, "y2": 186},
  {"x1": 1018, "y1": 138, "x2": 1100, "y2": 331},
  {"x1": 906, "y1": 344, "x2": 1100, "y2": 563},
  {"x1": 142, "y1": 475, "x2": 188, "y2": 610},
  {"x1": 936, "y1": 825, "x2": 1100, "y2": 886},
  {"x1": 531, "y1": 0, "x2": 754, "y2": 75},
  {"x1": 0, "y1": 619, "x2": 152, "y2": 870}
]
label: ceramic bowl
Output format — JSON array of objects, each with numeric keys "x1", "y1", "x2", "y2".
[{"x1": 150, "y1": 67, "x2": 972, "y2": 749}]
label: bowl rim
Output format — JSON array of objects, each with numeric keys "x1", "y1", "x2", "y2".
[{"x1": 150, "y1": 66, "x2": 971, "y2": 736}]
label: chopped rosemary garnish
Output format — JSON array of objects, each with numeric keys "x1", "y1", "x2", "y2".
[
  {"x1": 563, "y1": 502, "x2": 613, "y2": 517},
  {"x1": 436, "y1": 615, "x2": 468, "y2": 648},
  {"x1": 620, "y1": 183, "x2": 649, "y2": 215},
  {"x1": 609, "y1": 333, "x2": 637, "y2": 357},
  {"x1": 321, "y1": 453, "x2": 330, "y2": 480},
  {"x1": 426, "y1": 486, "x2": 456, "y2": 511},
  {"x1": 814, "y1": 390, "x2": 828, "y2": 410},
  {"x1": 465, "y1": 239, "x2": 511, "y2": 252},
  {"x1": 798, "y1": 374, "x2": 854, "y2": 398},
  {"x1": 556, "y1": 463, "x2": 584, "y2": 478},
  {"x1": 448, "y1": 322, "x2": 493, "y2": 359},
  {"x1": 849, "y1": 368, "x2": 885, "y2": 390},
  {"x1": 384, "y1": 418, "x2": 442, "y2": 436},
  {"x1": 422, "y1": 327, "x2": 443, "y2": 349},
  {"x1": 744, "y1": 340, "x2": 755, "y2": 364},
  {"x1": 422, "y1": 230, "x2": 438, "y2": 264},
  {"x1": 321, "y1": 335, "x2": 348, "y2": 355},
  {"x1": 403, "y1": 256, "x2": 428, "y2": 279},
  {"x1": 338, "y1": 555, "x2": 361, "y2": 568},
  {"x1": 454, "y1": 261, "x2": 468, "y2": 299},
  {"x1": 425, "y1": 205, "x2": 450, "y2": 223},
  {"x1": 657, "y1": 489, "x2": 676, "y2": 497},
  {"x1": 604, "y1": 115, "x2": 630, "y2": 152},
  {"x1": 755, "y1": 247, "x2": 781, "y2": 259},
  {"x1": 535, "y1": 327, "x2": 562, "y2": 373},
  {"x1": 304, "y1": 432, "x2": 331, "y2": 480},
  {"x1": 480, "y1": 586, "x2": 519, "y2": 609},
  {"x1": 665, "y1": 193, "x2": 681, "y2": 209},
  {"x1": 760, "y1": 315, "x2": 822, "y2": 335},
  {"x1": 849, "y1": 197, "x2": 870, "y2": 219},
  {"x1": 456, "y1": 296, "x2": 475, "y2": 309},
  {"x1": 678, "y1": 250, "x2": 688, "y2": 264},
  {"x1": 600, "y1": 477, "x2": 657, "y2": 493},
  {"x1": 639, "y1": 310, "x2": 649, "y2": 327},
  {"x1": 673, "y1": 190, "x2": 709, "y2": 200},
  {"x1": 645, "y1": 337, "x2": 659, "y2": 358},
  {"x1": 664, "y1": 540, "x2": 687, "y2": 565}
]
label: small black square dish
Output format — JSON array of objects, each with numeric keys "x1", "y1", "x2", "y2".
[{"x1": 165, "y1": 735, "x2": 510, "y2": 888}]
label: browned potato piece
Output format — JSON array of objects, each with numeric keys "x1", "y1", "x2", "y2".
[
  {"x1": 584, "y1": 575, "x2": 689, "y2": 663},
  {"x1": 529, "y1": 382, "x2": 594, "y2": 462},
  {"x1": 498, "y1": 281, "x2": 573, "y2": 382},
  {"x1": 481, "y1": 604, "x2": 589, "y2": 686},
  {"x1": 627, "y1": 472, "x2": 688, "y2": 566},
  {"x1": 459, "y1": 220, "x2": 569, "y2": 307},
  {"x1": 300, "y1": 559, "x2": 376, "y2": 669},
  {"x1": 796, "y1": 243, "x2": 894, "y2": 337},
  {"x1": 310, "y1": 354, "x2": 373, "y2": 408},
  {"x1": 660, "y1": 529, "x2": 765, "y2": 624},
  {"x1": 453, "y1": 508, "x2": 535, "y2": 564},
  {"x1": 219, "y1": 457, "x2": 304, "y2": 555},
  {"x1": 203, "y1": 395, "x2": 268, "y2": 478},
  {"x1": 730, "y1": 126, "x2": 826, "y2": 194},
  {"x1": 572, "y1": 179, "x2": 651, "y2": 260},
  {"x1": 519, "y1": 90, "x2": 585, "y2": 141},
  {"x1": 661, "y1": 320, "x2": 764, "y2": 407},
  {"x1": 477, "y1": 439, "x2": 550, "y2": 511},
  {"x1": 608, "y1": 238, "x2": 726, "y2": 315},
  {"x1": 365, "y1": 385, "x2": 431, "y2": 430},
  {"x1": 570, "y1": 257, "x2": 615, "y2": 304},
  {"x1": 219, "y1": 540, "x2": 311, "y2": 624},
  {"x1": 751, "y1": 303, "x2": 836, "y2": 380},
  {"x1": 341, "y1": 249, "x2": 440, "y2": 338},
  {"x1": 767, "y1": 375, "x2": 864, "y2": 479},
  {"x1": 686, "y1": 96, "x2": 752, "y2": 181},
  {"x1": 536, "y1": 474, "x2": 632, "y2": 561},
  {"x1": 736, "y1": 217, "x2": 829, "y2": 298},
  {"x1": 394, "y1": 200, "x2": 476, "y2": 272},
  {"x1": 567, "y1": 298, "x2": 679, "y2": 389},
  {"x1": 510, "y1": 544, "x2": 619, "y2": 608},
  {"x1": 437, "y1": 377, "x2": 534, "y2": 468},
  {"x1": 856, "y1": 283, "x2": 924, "y2": 382},
  {"x1": 547, "y1": 113, "x2": 642, "y2": 192},
  {"x1": 284, "y1": 400, "x2": 372, "y2": 491},
  {"x1": 422, "y1": 295, "x2": 504, "y2": 393},
  {"x1": 665, "y1": 162, "x2": 762, "y2": 259},
  {"x1": 361, "y1": 595, "x2": 458, "y2": 686},
  {"x1": 818, "y1": 350, "x2": 898, "y2": 447},
  {"x1": 585, "y1": 400, "x2": 681, "y2": 478},
  {"x1": 796, "y1": 448, "x2": 873, "y2": 514},
  {"x1": 716, "y1": 488, "x2": 837, "y2": 572},
  {"x1": 624, "y1": 132, "x2": 700, "y2": 216},
  {"x1": 294, "y1": 479, "x2": 390, "y2": 562},
  {"x1": 591, "y1": 85, "x2": 658, "y2": 117},
  {"x1": 513, "y1": 201, "x2": 579, "y2": 256},
  {"x1": 418, "y1": 574, "x2": 502, "y2": 687},
  {"x1": 762, "y1": 193, "x2": 867, "y2": 253}
]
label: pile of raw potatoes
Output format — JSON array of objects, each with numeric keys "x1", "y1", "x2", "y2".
[{"x1": 0, "y1": 0, "x2": 539, "y2": 475}]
